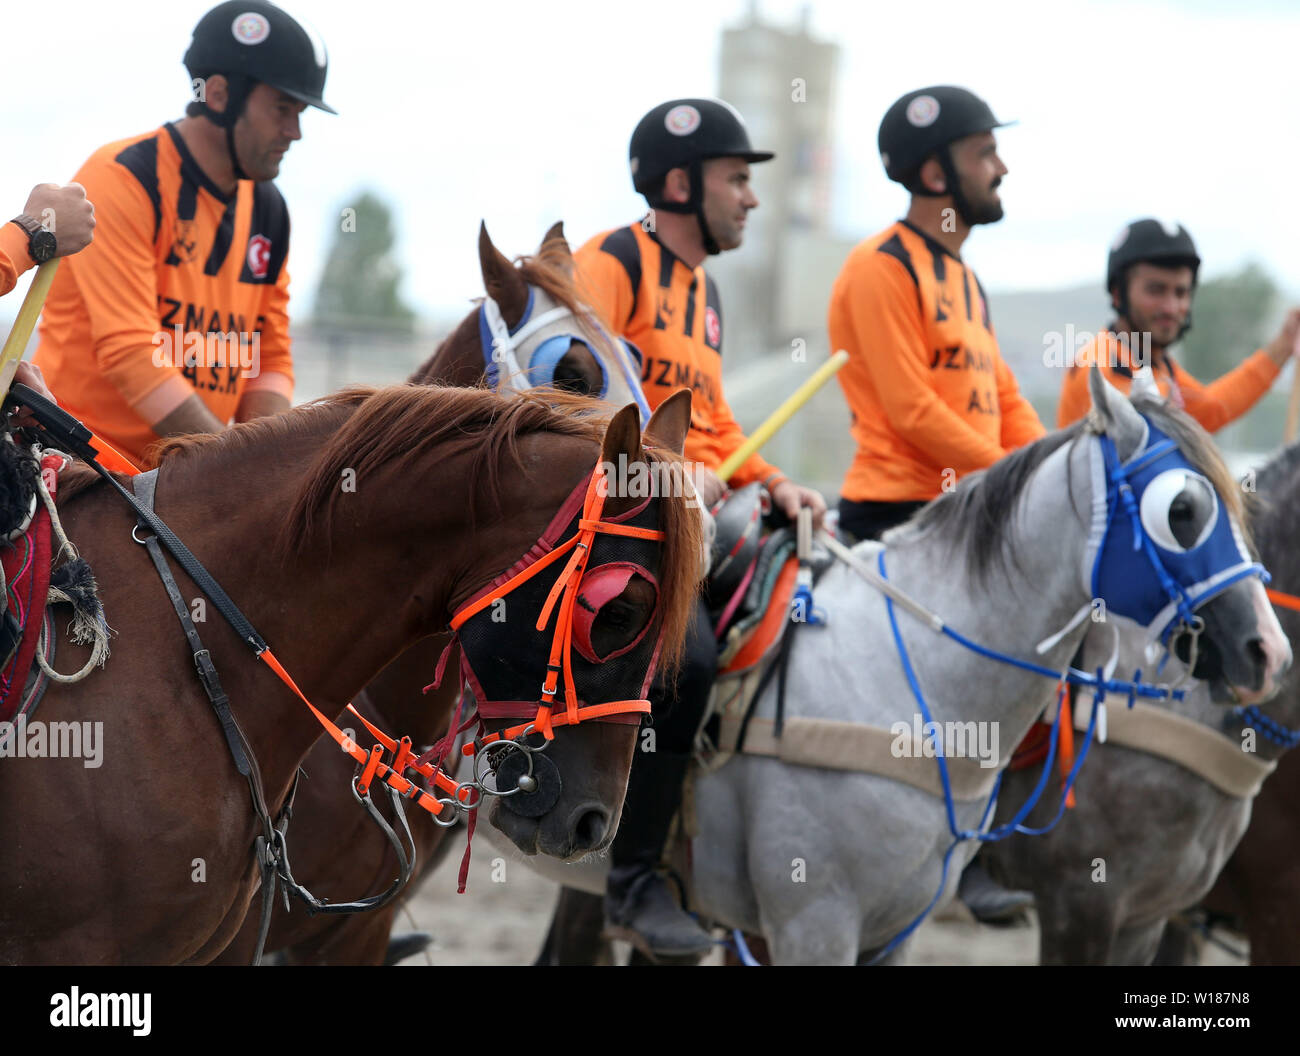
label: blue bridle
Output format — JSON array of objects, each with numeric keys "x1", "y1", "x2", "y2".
[
  {"x1": 859, "y1": 417, "x2": 1267, "y2": 964},
  {"x1": 477, "y1": 286, "x2": 651, "y2": 425}
]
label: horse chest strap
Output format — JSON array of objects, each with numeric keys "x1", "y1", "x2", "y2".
[{"x1": 132, "y1": 470, "x2": 250, "y2": 778}]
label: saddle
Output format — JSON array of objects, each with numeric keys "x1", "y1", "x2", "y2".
[{"x1": 705, "y1": 485, "x2": 801, "y2": 670}]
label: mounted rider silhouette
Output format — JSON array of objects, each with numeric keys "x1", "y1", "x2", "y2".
[
  {"x1": 1056, "y1": 218, "x2": 1300, "y2": 430},
  {"x1": 827, "y1": 85, "x2": 1043, "y2": 923},
  {"x1": 574, "y1": 98, "x2": 827, "y2": 959}
]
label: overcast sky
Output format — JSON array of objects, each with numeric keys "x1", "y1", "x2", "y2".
[{"x1": 5, "y1": 0, "x2": 1300, "y2": 322}]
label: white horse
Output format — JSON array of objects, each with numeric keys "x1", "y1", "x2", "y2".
[{"x1": 507, "y1": 371, "x2": 1291, "y2": 965}]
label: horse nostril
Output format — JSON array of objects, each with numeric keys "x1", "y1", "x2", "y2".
[
  {"x1": 571, "y1": 808, "x2": 609, "y2": 851},
  {"x1": 1248, "y1": 637, "x2": 1268, "y2": 683}
]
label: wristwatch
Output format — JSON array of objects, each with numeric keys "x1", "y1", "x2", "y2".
[{"x1": 10, "y1": 214, "x2": 57, "y2": 264}]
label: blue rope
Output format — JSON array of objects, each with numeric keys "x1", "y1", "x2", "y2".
[
  {"x1": 1234, "y1": 705, "x2": 1300, "y2": 749},
  {"x1": 864, "y1": 550, "x2": 1123, "y2": 964},
  {"x1": 730, "y1": 928, "x2": 762, "y2": 966}
]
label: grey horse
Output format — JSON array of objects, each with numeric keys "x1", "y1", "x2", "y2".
[
  {"x1": 509, "y1": 371, "x2": 1290, "y2": 964},
  {"x1": 985, "y1": 440, "x2": 1300, "y2": 965}
]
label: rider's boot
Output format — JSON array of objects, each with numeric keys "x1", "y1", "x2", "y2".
[
  {"x1": 958, "y1": 855, "x2": 1035, "y2": 925},
  {"x1": 603, "y1": 747, "x2": 714, "y2": 961}
]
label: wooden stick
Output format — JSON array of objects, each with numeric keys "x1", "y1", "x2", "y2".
[
  {"x1": 0, "y1": 260, "x2": 59, "y2": 395},
  {"x1": 1285, "y1": 333, "x2": 1300, "y2": 445},
  {"x1": 718, "y1": 350, "x2": 850, "y2": 483}
]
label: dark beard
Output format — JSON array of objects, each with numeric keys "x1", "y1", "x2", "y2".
[{"x1": 966, "y1": 193, "x2": 1004, "y2": 226}]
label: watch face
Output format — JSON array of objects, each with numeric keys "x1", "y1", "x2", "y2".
[{"x1": 31, "y1": 228, "x2": 56, "y2": 264}]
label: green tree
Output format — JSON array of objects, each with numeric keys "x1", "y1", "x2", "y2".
[
  {"x1": 1178, "y1": 261, "x2": 1277, "y2": 379},
  {"x1": 312, "y1": 191, "x2": 414, "y2": 332}
]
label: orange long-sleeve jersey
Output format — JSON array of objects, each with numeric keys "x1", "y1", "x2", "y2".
[
  {"x1": 828, "y1": 220, "x2": 1045, "y2": 503},
  {"x1": 1056, "y1": 330, "x2": 1280, "y2": 432},
  {"x1": 0, "y1": 222, "x2": 35, "y2": 297},
  {"x1": 573, "y1": 222, "x2": 785, "y2": 489},
  {"x1": 33, "y1": 123, "x2": 295, "y2": 464}
]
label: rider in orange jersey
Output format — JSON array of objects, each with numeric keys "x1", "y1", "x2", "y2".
[
  {"x1": 1056, "y1": 219, "x2": 1299, "y2": 431},
  {"x1": 33, "y1": 2, "x2": 335, "y2": 467},
  {"x1": 575, "y1": 98, "x2": 827, "y2": 960},
  {"x1": 828, "y1": 85, "x2": 1041, "y2": 923}
]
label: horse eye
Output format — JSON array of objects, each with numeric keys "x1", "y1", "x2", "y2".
[
  {"x1": 552, "y1": 341, "x2": 603, "y2": 397},
  {"x1": 1140, "y1": 470, "x2": 1217, "y2": 553},
  {"x1": 575, "y1": 568, "x2": 658, "y2": 663}
]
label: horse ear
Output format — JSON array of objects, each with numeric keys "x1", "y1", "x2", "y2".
[
  {"x1": 479, "y1": 221, "x2": 529, "y2": 329},
  {"x1": 541, "y1": 220, "x2": 567, "y2": 249},
  {"x1": 599, "y1": 404, "x2": 644, "y2": 516},
  {"x1": 1088, "y1": 364, "x2": 1147, "y2": 459},
  {"x1": 539, "y1": 221, "x2": 574, "y2": 276},
  {"x1": 644, "y1": 388, "x2": 691, "y2": 457}
]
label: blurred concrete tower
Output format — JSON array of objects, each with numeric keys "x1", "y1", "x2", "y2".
[{"x1": 713, "y1": 1, "x2": 838, "y2": 363}]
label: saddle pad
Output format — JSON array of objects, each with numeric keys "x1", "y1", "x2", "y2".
[
  {"x1": 718, "y1": 557, "x2": 799, "y2": 675},
  {"x1": 0, "y1": 503, "x2": 53, "y2": 723},
  {"x1": 1009, "y1": 721, "x2": 1052, "y2": 772}
]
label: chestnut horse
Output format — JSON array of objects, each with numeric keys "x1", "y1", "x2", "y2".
[
  {"x1": 0, "y1": 383, "x2": 700, "y2": 965},
  {"x1": 215, "y1": 222, "x2": 672, "y2": 965}
]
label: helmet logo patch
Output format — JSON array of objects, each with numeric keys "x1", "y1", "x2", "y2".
[
  {"x1": 665, "y1": 104, "x2": 702, "y2": 136},
  {"x1": 231, "y1": 12, "x2": 271, "y2": 45},
  {"x1": 906, "y1": 95, "x2": 940, "y2": 128}
]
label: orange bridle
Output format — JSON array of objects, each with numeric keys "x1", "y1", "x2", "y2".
[
  {"x1": 259, "y1": 458, "x2": 667, "y2": 819},
  {"x1": 450, "y1": 459, "x2": 666, "y2": 749}
]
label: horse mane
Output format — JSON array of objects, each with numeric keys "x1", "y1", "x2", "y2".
[
  {"x1": 900, "y1": 396, "x2": 1250, "y2": 586},
  {"x1": 282, "y1": 383, "x2": 701, "y2": 671},
  {"x1": 153, "y1": 383, "x2": 701, "y2": 672}
]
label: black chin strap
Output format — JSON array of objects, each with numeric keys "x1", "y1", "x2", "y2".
[
  {"x1": 647, "y1": 159, "x2": 721, "y2": 255},
  {"x1": 194, "y1": 74, "x2": 253, "y2": 181},
  {"x1": 937, "y1": 148, "x2": 980, "y2": 227}
]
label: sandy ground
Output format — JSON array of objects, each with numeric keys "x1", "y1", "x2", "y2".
[{"x1": 396, "y1": 834, "x2": 1245, "y2": 966}]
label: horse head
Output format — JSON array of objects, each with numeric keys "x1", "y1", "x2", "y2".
[
  {"x1": 1084, "y1": 367, "x2": 1290, "y2": 704},
  {"x1": 414, "y1": 222, "x2": 650, "y2": 421},
  {"x1": 454, "y1": 390, "x2": 699, "y2": 859}
]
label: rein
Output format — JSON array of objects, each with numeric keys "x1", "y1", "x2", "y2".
[{"x1": 1267, "y1": 587, "x2": 1300, "y2": 612}]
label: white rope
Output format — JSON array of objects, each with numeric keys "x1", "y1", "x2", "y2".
[
  {"x1": 26, "y1": 446, "x2": 108, "y2": 683},
  {"x1": 32, "y1": 448, "x2": 78, "y2": 564},
  {"x1": 35, "y1": 590, "x2": 109, "y2": 683}
]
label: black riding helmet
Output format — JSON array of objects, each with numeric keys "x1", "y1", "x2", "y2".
[
  {"x1": 184, "y1": 1, "x2": 335, "y2": 180},
  {"x1": 629, "y1": 98, "x2": 774, "y2": 255},
  {"x1": 1107, "y1": 219, "x2": 1201, "y2": 340},
  {"x1": 878, "y1": 86, "x2": 1012, "y2": 225}
]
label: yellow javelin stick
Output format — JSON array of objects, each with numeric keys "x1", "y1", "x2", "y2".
[
  {"x1": 718, "y1": 349, "x2": 850, "y2": 483},
  {"x1": 1285, "y1": 330, "x2": 1300, "y2": 445},
  {"x1": 0, "y1": 260, "x2": 59, "y2": 395},
  {"x1": 0, "y1": 260, "x2": 143, "y2": 472}
]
